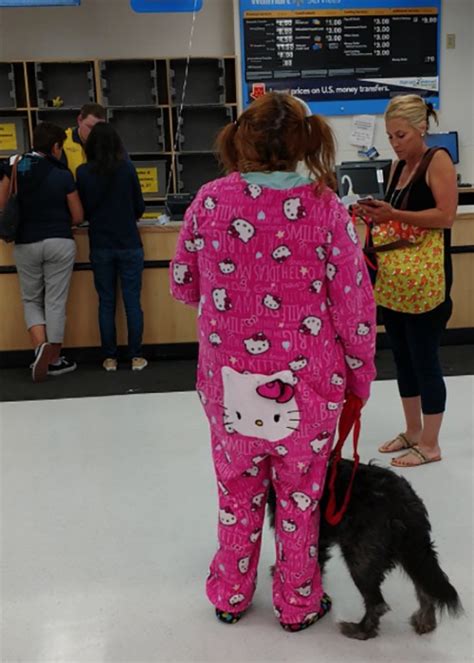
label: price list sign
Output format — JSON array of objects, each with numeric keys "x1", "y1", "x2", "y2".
[{"x1": 238, "y1": 0, "x2": 441, "y2": 115}]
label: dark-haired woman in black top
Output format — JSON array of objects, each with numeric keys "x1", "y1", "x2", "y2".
[
  {"x1": 356, "y1": 94, "x2": 458, "y2": 468},
  {"x1": 77, "y1": 123, "x2": 146, "y2": 371}
]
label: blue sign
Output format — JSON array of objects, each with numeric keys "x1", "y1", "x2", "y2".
[
  {"x1": 238, "y1": 0, "x2": 441, "y2": 115},
  {"x1": 131, "y1": 0, "x2": 202, "y2": 12},
  {"x1": 0, "y1": 0, "x2": 79, "y2": 5}
]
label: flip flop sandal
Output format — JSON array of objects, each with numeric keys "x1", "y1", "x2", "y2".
[
  {"x1": 378, "y1": 432, "x2": 415, "y2": 454},
  {"x1": 391, "y1": 446, "x2": 441, "y2": 468}
]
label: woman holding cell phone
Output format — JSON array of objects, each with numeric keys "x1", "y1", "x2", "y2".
[{"x1": 354, "y1": 94, "x2": 457, "y2": 469}]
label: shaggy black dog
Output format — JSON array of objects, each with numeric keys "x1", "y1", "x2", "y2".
[{"x1": 267, "y1": 459, "x2": 462, "y2": 639}]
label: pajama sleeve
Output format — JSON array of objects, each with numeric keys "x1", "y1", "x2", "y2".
[
  {"x1": 169, "y1": 196, "x2": 201, "y2": 306},
  {"x1": 325, "y1": 199, "x2": 377, "y2": 400}
]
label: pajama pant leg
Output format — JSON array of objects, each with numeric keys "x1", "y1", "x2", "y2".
[
  {"x1": 206, "y1": 430, "x2": 271, "y2": 613},
  {"x1": 271, "y1": 443, "x2": 332, "y2": 625}
]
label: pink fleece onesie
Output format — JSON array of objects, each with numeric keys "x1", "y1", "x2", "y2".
[{"x1": 170, "y1": 171, "x2": 376, "y2": 625}]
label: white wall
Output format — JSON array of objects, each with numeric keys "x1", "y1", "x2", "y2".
[{"x1": 0, "y1": 0, "x2": 472, "y2": 179}]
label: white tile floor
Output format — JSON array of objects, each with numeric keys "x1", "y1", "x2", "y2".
[{"x1": 1, "y1": 376, "x2": 473, "y2": 663}]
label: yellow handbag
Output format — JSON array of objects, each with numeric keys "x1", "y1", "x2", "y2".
[
  {"x1": 369, "y1": 147, "x2": 446, "y2": 314},
  {"x1": 373, "y1": 228, "x2": 445, "y2": 313}
]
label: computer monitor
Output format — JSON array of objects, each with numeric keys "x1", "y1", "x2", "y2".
[
  {"x1": 424, "y1": 131, "x2": 459, "y2": 164},
  {"x1": 336, "y1": 160, "x2": 392, "y2": 206}
]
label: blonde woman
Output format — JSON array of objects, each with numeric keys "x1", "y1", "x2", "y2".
[{"x1": 357, "y1": 94, "x2": 457, "y2": 468}]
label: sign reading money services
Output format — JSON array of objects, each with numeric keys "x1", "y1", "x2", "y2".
[{"x1": 237, "y1": 0, "x2": 441, "y2": 115}]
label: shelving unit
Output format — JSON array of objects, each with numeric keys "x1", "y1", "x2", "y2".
[{"x1": 0, "y1": 57, "x2": 237, "y2": 206}]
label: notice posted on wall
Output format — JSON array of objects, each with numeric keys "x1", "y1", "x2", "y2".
[
  {"x1": 350, "y1": 114, "x2": 376, "y2": 147},
  {"x1": 238, "y1": 0, "x2": 441, "y2": 115}
]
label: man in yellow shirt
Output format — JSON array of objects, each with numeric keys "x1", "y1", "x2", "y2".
[{"x1": 62, "y1": 103, "x2": 106, "y2": 178}]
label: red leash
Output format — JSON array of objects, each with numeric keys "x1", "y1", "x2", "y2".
[
  {"x1": 325, "y1": 393, "x2": 363, "y2": 526},
  {"x1": 352, "y1": 209, "x2": 377, "y2": 272}
]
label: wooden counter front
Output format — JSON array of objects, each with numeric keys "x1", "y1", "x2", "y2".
[
  {"x1": 1, "y1": 213, "x2": 473, "y2": 353},
  {"x1": 0, "y1": 225, "x2": 197, "y2": 352}
]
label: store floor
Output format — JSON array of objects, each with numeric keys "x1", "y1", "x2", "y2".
[
  {"x1": 1, "y1": 344, "x2": 474, "y2": 403},
  {"x1": 1, "y1": 377, "x2": 472, "y2": 663}
]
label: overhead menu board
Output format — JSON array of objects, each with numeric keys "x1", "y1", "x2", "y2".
[{"x1": 236, "y1": 0, "x2": 441, "y2": 115}]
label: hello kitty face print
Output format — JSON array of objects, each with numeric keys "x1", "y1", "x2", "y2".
[
  {"x1": 209, "y1": 332, "x2": 222, "y2": 346},
  {"x1": 244, "y1": 183, "x2": 262, "y2": 199},
  {"x1": 251, "y1": 493, "x2": 265, "y2": 510},
  {"x1": 330, "y1": 372, "x2": 344, "y2": 387},
  {"x1": 296, "y1": 581, "x2": 312, "y2": 597},
  {"x1": 219, "y1": 259, "x2": 236, "y2": 275},
  {"x1": 212, "y1": 288, "x2": 232, "y2": 312},
  {"x1": 184, "y1": 239, "x2": 197, "y2": 253},
  {"x1": 282, "y1": 519, "x2": 297, "y2": 533},
  {"x1": 309, "y1": 279, "x2": 323, "y2": 294},
  {"x1": 326, "y1": 263, "x2": 338, "y2": 281},
  {"x1": 299, "y1": 316, "x2": 322, "y2": 336},
  {"x1": 249, "y1": 528, "x2": 262, "y2": 543},
  {"x1": 289, "y1": 355, "x2": 308, "y2": 371},
  {"x1": 238, "y1": 556, "x2": 250, "y2": 574},
  {"x1": 222, "y1": 367, "x2": 300, "y2": 442},
  {"x1": 345, "y1": 355, "x2": 364, "y2": 370},
  {"x1": 194, "y1": 234, "x2": 204, "y2": 251},
  {"x1": 204, "y1": 195, "x2": 217, "y2": 211},
  {"x1": 219, "y1": 508, "x2": 237, "y2": 526},
  {"x1": 173, "y1": 263, "x2": 192, "y2": 285},
  {"x1": 346, "y1": 220, "x2": 359, "y2": 245},
  {"x1": 315, "y1": 246, "x2": 326, "y2": 261},
  {"x1": 228, "y1": 218, "x2": 255, "y2": 243},
  {"x1": 272, "y1": 245, "x2": 291, "y2": 263},
  {"x1": 263, "y1": 294, "x2": 282, "y2": 310},
  {"x1": 291, "y1": 491, "x2": 312, "y2": 512},
  {"x1": 357, "y1": 322, "x2": 371, "y2": 336},
  {"x1": 283, "y1": 197, "x2": 306, "y2": 221},
  {"x1": 310, "y1": 431, "x2": 331, "y2": 454},
  {"x1": 243, "y1": 332, "x2": 271, "y2": 355},
  {"x1": 229, "y1": 593, "x2": 245, "y2": 606}
]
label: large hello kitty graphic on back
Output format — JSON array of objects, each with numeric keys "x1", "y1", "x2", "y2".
[{"x1": 222, "y1": 367, "x2": 300, "y2": 442}]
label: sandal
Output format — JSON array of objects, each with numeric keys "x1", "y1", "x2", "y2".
[
  {"x1": 378, "y1": 433, "x2": 416, "y2": 454},
  {"x1": 391, "y1": 446, "x2": 441, "y2": 468}
]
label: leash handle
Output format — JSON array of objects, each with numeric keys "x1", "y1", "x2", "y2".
[{"x1": 325, "y1": 393, "x2": 362, "y2": 526}]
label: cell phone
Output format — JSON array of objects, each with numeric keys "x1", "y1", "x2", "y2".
[{"x1": 357, "y1": 196, "x2": 377, "y2": 205}]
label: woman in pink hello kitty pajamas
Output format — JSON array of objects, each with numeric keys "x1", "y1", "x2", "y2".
[{"x1": 170, "y1": 93, "x2": 376, "y2": 631}]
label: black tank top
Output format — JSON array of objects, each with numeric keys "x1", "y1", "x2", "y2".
[{"x1": 385, "y1": 147, "x2": 453, "y2": 300}]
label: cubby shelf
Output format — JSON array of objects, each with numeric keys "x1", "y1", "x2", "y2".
[{"x1": 0, "y1": 56, "x2": 236, "y2": 200}]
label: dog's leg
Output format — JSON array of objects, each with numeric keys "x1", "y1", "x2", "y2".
[
  {"x1": 338, "y1": 558, "x2": 390, "y2": 640},
  {"x1": 410, "y1": 585, "x2": 437, "y2": 634}
]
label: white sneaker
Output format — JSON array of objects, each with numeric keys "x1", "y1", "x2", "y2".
[
  {"x1": 131, "y1": 357, "x2": 148, "y2": 371},
  {"x1": 103, "y1": 358, "x2": 118, "y2": 372}
]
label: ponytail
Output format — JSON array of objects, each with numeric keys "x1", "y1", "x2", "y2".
[
  {"x1": 215, "y1": 122, "x2": 239, "y2": 173},
  {"x1": 304, "y1": 115, "x2": 337, "y2": 191},
  {"x1": 425, "y1": 101, "x2": 439, "y2": 130}
]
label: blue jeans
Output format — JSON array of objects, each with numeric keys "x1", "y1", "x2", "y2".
[{"x1": 90, "y1": 248, "x2": 144, "y2": 359}]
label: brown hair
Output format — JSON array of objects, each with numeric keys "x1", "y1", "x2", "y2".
[
  {"x1": 79, "y1": 103, "x2": 106, "y2": 121},
  {"x1": 216, "y1": 92, "x2": 336, "y2": 190},
  {"x1": 385, "y1": 94, "x2": 438, "y2": 133},
  {"x1": 33, "y1": 122, "x2": 67, "y2": 154}
]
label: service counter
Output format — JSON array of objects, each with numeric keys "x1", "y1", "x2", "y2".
[
  {"x1": 0, "y1": 224, "x2": 197, "y2": 352},
  {"x1": 0, "y1": 210, "x2": 473, "y2": 354}
]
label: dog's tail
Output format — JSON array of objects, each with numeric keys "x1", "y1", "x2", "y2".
[{"x1": 400, "y1": 534, "x2": 462, "y2": 617}]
